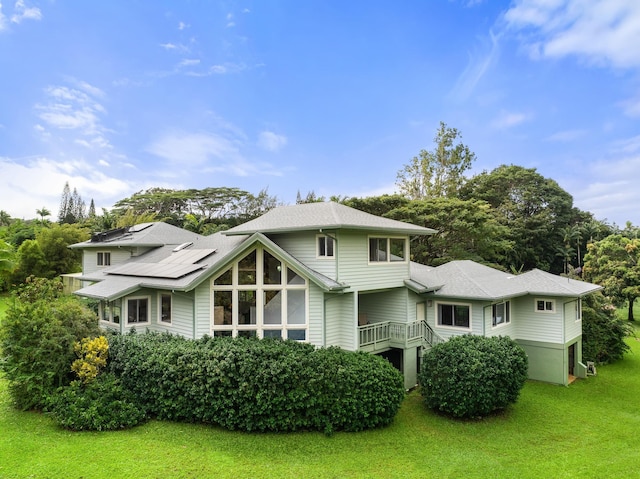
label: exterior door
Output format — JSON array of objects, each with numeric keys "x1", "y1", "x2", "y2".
[{"x1": 568, "y1": 343, "x2": 576, "y2": 376}]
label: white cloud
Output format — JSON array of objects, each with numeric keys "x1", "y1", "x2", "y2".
[
  {"x1": 0, "y1": 2, "x2": 8, "y2": 31},
  {"x1": 620, "y1": 94, "x2": 640, "y2": 117},
  {"x1": 490, "y1": 110, "x2": 531, "y2": 129},
  {"x1": 258, "y1": 131, "x2": 288, "y2": 152},
  {"x1": 147, "y1": 131, "x2": 243, "y2": 167},
  {"x1": 503, "y1": 0, "x2": 640, "y2": 69},
  {"x1": 545, "y1": 129, "x2": 586, "y2": 142},
  {"x1": 178, "y1": 58, "x2": 200, "y2": 68},
  {"x1": 178, "y1": 21, "x2": 189, "y2": 30},
  {"x1": 0, "y1": 156, "x2": 131, "y2": 219},
  {"x1": 36, "y1": 83, "x2": 110, "y2": 148},
  {"x1": 10, "y1": 0, "x2": 41, "y2": 24}
]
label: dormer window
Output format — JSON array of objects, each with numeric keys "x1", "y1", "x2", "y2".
[
  {"x1": 317, "y1": 235, "x2": 335, "y2": 258},
  {"x1": 97, "y1": 252, "x2": 111, "y2": 266}
]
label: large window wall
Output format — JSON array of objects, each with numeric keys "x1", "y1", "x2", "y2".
[{"x1": 211, "y1": 247, "x2": 308, "y2": 340}]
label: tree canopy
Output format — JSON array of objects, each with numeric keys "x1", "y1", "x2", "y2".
[
  {"x1": 459, "y1": 164, "x2": 576, "y2": 273},
  {"x1": 396, "y1": 121, "x2": 475, "y2": 199},
  {"x1": 583, "y1": 234, "x2": 640, "y2": 321}
]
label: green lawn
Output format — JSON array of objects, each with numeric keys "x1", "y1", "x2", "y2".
[{"x1": 0, "y1": 300, "x2": 639, "y2": 478}]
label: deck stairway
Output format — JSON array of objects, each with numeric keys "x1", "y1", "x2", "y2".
[{"x1": 358, "y1": 319, "x2": 444, "y2": 353}]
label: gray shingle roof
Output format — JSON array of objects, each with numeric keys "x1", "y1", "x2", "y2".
[
  {"x1": 74, "y1": 230, "x2": 346, "y2": 301},
  {"x1": 410, "y1": 260, "x2": 601, "y2": 300},
  {"x1": 70, "y1": 222, "x2": 204, "y2": 249},
  {"x1": 223, "y1": 201, "x2": 436, "y2": 236}
]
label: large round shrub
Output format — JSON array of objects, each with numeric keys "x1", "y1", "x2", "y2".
[
  {"x1": 47, "y1": 373, "x2": 146, "y2": 431},
  {"x1": 107, "y1": 332, "x2": 405, "y2": 434},
  {"x1": 418, "y1": 335, "x2": 528, "y2": 418}
]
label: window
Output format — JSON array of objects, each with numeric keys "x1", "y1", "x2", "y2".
[
  {"x1": 576, "y1": 298, "x2": 582, "y2": 321},
  {"x1": 317, "y1": 235, "x2": 335, "y2": 258},
  {"x1": 127, "y1": 297, "x2": 149, "y2": 324},
  {"x1": 160, "y1": 294, "x2": 172, "y2": 323},
  {"x1": 99, "y1": 300, "x2": 120, "y2": 324},
  {"x1": 212, "y1": 247, "x2": 308, "y2": 340},
  {"x1": 535, "y1": 299, "x2": 555, "y2": 313},
  {"x1": 492, "y1": 301, "x2": 510, "y2": 327},
  {"x1": 97, "y1": 252, "x2": 111, "y2": 266},
  {"x1": 437, "y1": 302, "x2": 471, "y2": 329},
  {"x1": 369, "y1": 237, "x2": 406, "y2": 263}
]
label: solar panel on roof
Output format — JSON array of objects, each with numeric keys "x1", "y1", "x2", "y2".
[
  {"x1": 160, "y1": 248, "x2": 216, "y2": 264},
  {"x1": 107, "y1": 262, "x2": 205, "y2": 279}
]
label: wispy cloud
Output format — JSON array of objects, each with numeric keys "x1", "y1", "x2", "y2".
[
  {"x1": 258, "y1": 131, "x2": 288, "y2": 152},
  {"x1": 449, "y1": 30, "x2": 500, "y2": 101},
  {"x1": 226, "y1": 12, "x2": 235, "y2": 28},
  {"x1": 178, "y1": 21, "x2": 189, "y2": 30},
  {"x1": 503, "y1": 0, "x2": 640, "y2": 69},
  {"x1": 545, "y1": 129, "x2": 587, "y2": 142},
  {"x1": 160, "y1": 42, "x2": 190, "y2": 53},
  {"x1": 490, "y1": 110, "x2": 531, "y2": 129},
  {"x1": 0, "y1": 2, "x2": 7, "y2": 31},
  {"x1": 36, "y1": 82, "x2": 109, "y2": 146},
  {"x1": 11, "y1": 0, "x2": 41, "y2": 24}
]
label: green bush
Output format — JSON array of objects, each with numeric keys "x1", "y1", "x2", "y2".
[
  {"x1": 0, "y1": 277, "x2": 100, "y2": 410},
  {"x1": 47, "y1": 373, "x2": 146, "y2": 431},
  {"x1": 582, "y1": 293, "x2": 631, "y2": 364},
  {"x1": 419, "y1": 335, "x2": 528, "y2": 418},
  {"x1": 107, "y1": 332, "x2": 405, "y2": 434}
]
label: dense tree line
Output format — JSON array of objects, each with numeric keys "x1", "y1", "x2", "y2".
[{"x1": 0, "y1": 122, "x2": 634, "y2": 315}]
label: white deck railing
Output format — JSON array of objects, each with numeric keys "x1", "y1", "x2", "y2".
[{"x1": 358, "y1": 319, "x2": 443, "y2": 349}]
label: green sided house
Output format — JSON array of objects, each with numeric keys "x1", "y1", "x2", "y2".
[{"x1": 70, "y1": 202, "x2": 601, "y2": 388}]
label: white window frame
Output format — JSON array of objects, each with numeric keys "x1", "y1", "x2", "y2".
[
  {"x1": 211, "y1": 246, "x2": 308, "y2": 341},
  {"x1": 575, "y1": 298, "x2": 582, "y2": 322},
  {"x1": 492, "y1": 300, "x2": 511, "y2": 328},
  {"x1": 99, "y1": 299, "x2": 121, "y2": 325},
  {"x1": 436, "y1": 301, "x2": 472, "y2": 330},
  {"x1": 535, "y1": 298, "x2": 556, "y2": 314},
  {"x1": 316, "y1": 234, "x2": 335, "y2": 259},
  {"x1": 97, "y1": 251, "x2": 111, "y2": 267},
  {"x1": 126, "y1": 296, "x2": 151, "y2": 325},
  {"x1": 159, "y1": 293, "x2": 172, "y2": 324},
  {"x1": 367, "y1": 236, "x2": 408, "y2": 264}
]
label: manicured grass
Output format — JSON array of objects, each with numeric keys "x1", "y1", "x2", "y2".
[
  {"x1": 0, "y1": 335, "x2": 639, "y2": 478},
  {"x1": 0, "y1": 301, "x2": 639, "y2": 478}
]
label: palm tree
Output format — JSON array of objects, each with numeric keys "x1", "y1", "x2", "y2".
[
  {"x1": 0, "y1": 210, "x2": 11, "y2": 227},
  {"x1": 36, "y1": 207, "x2": 51, "y2": 225}
]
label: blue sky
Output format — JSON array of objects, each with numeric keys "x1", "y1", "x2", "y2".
[{"x1": 1, "y1": 1, "x2": 639, "y2": 226}]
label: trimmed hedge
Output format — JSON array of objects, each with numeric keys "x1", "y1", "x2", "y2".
[
  {"x1": 419, "y1": 335, "x2": 528, "y2": 418},
  {"x1": 107, "y1": 332, "x2": 405, "y2": 434}
]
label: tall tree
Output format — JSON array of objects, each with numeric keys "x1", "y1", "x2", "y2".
[
  {"x1": 396, "y1": 121, "x2": 476, "y2": 199},
  {"x1": 57, "y1": 181, "x2": 72, "y2": 223},
  {"x1": 36, "y1": 207, "x2": 51, "y2": 225},
  {"x1": 583, "y1": 234, "x2": 640, "y2": 321},
  {"x1": 459, "y1": 164, "x2": 574, "y2": 273}
]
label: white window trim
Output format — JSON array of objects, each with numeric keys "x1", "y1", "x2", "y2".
[
  {"x1": 491, "y1": 300, "x2": 511, "y2": 329},
  {"x1": 159, "y1": 293, "x2": 172, "y2": 324},
  {"x1": 97, "y1": 251, "x2": 111, "y2": 267},
  {"x1": 535, "y1": 298, "x2": 556, "y2": 314},
  {"x1": 316, "y1": 234, "x2": 335, "y2": 259},
  {"x1": 367, "y1": 236, "x2": 408, "y2": 264},
  {"x1": 211, "y1": 246, "x2": 308, "y2": 340},
  {"x1": 126, "y1": 295, "x2": 151, "y2": 325},
  {"x1": 575, "y1": 298, "x2": 582, "y2": 323},
  {"x1": 435, "y1": 301, "x2": 472, "y2": 330}
]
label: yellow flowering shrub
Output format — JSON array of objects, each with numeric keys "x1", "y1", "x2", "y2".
[{"x1": 71, "y1": 336, "x2": 109, "y2": 384}]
